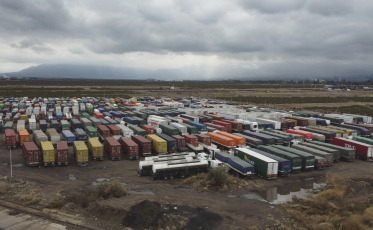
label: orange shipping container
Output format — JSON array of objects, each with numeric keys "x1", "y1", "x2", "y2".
[
  {"x1": 18, "y1": 129, "x2": 30, "y2": 147},
  {"x1": 216, "y1": 131, "x2": 246, "y2": 146},
  {"x1": 206, "y1": 132, "x2": 236, "y2": 147}
]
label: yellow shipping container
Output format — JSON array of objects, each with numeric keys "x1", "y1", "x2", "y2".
[
  {"x1": 20, "y1": 114, "x2": 28, "y2": 122},
  {"x1": 146, "y1": 134, "x2": 167, "y2": 154},
  {"x1": 74, "y1": 141, "x2": 89, "y2": 164},
  {"x1": 285, "y1": 118, "x2": 297, "y2": 126},
  {"x1": 88, "y1": 138, "x2": 104, "y2": 160},
  {"x1": 41, "y1": 141, "x2": 55, "y2": 166}
]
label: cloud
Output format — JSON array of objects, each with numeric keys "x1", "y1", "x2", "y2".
[{"x1": 0, "y1": 0, "x2": 372, "y2": 80}]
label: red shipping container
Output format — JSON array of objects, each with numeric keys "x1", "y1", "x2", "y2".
[
  {"x1": 121, "y1": 138, "x2": 139, "y2": 160},
  {"x1": 5, "y1": 129, "x2": 17, "y2": 149},
  {"x1": 179, "y1": 117, "x2": 190, "y2": 124},
  {"x1": 204, "y1": 122, "x2": 228, "y2": 132},
  {"x1": 131, "y1": 135, "x2": 152, "y2": 156},
  {"x1": 75, "y1": 114, "x2": 82, "y2": 120},
  {"x1": 105, "y1": 137, "x2": 122, "y2": 160},
  {"x1": 56, "y1": 141, "x2": 69, "y2": 165},
  {"x1": 98, "y1": 125, "x2": 110, "y2": 137},
  {"x1": 142, "y1": 125, "x2": 155, "y2": 134},
  {"x1": 23, "y1": 141, "x2": 40, "y2": 166},
  {"x1": 39, "y1": 111, "x2": 45, "y2": 120},
  {"x1": 172, "y1": 135, "x2": 186, "y2": 149},
  {"x1": 222, "y1": 120, "x2": 243, "y2": 132},
  {"x1": 285, "y1": 117, "x2": 308, "y2": 127},
  {"x1": 94, "y1": 112, "x2": 104, "y2": 119},
  {"x1": 331, "y1": 137, "x2": 373, "y2": 161},
  {"x1": 196, "y1": 134, "x2": 211, "y2": 146},
  {"x1": 205, "y1": 114, "x2": 224, "y2": 120},
  {"x1": 211, "y1": 120, "x2": 232, "y2": 133},
  {"x1": 184, "y1": 134, "x2": 199, "y2": 147},
  {"x1": 108, "y1": 125, "x2": 121, "y2": 136}
]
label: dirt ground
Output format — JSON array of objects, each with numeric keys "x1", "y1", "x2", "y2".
[{"x1": 0, "y1": 132, "x2": 372, "y2": 230}]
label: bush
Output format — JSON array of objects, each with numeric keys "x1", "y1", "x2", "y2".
[
  {"x1": 208, "y1": 167, "x2": 228, "y2": 187},
  {"x1": 96, "y1": 181, "x2": 127, "y2": 199}
]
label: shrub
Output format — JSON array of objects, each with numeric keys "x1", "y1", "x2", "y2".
[
  {"x1": 96, "y1": 181, "x2": 127, "y2": 199},
  {"x1": 208, "y1": 167, "x2": 228, "y2": 187}
]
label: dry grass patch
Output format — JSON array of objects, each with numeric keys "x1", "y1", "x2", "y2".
[{"x1": 95, "y1": 180, "x2": 128, "y2": 200}]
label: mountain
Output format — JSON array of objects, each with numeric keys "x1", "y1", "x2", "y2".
[{"x1": 5, "y1": 64, "x2": 157, "y2": 80}]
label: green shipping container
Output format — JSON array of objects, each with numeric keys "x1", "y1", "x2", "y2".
[
  {"x1": 181, "y1": 123, "x2": 198, "y2": 134},
  {"x1": 159, "y1": 124, "x2": 179, "y2": 136},
  {"x1": 133, "y1": 117, "x2": 146, "y2": 126},
  {"x1": 82, "y1": 112, "x2": 90, "y2": 119},
  {"x1": 128, "y1": 125, "x2": 147, "y2": 136},
  {"x1": 273, "y1": 145, "x2": 315, "y2": 170},
  {"x1": 4, "y1": 121, "x2": 13, "y2": 130},
  {"x1": 257, "y1": 145, "x2": 302, "y2": 172},
  {"x1": 0, "y1": 104, "x2": 4, "y2": 109},
  {"x1": 146, "y1": 134, "x2": 167, "y2": 154},
  {"x1": 60, "y1": 120, "x2": 70, "y2": 130},
  {"x1": 259, "y1": 130, "x2": 292, "y2": 142},
  {"x1": 353, "y1": 136, "x2": 373, "y2": 146},
  {"x1": 311, "y1": 141, "x2": 355, "y2": 160},
  {"x1": 234, "y1": 147, "x2": 278, "y2": 178},
  {"x1": 300, "y1": 142, "x2": 340, "y2": 161},
  {"x1": 85, "y1": 126, "x2": 98, "y2": 138}
]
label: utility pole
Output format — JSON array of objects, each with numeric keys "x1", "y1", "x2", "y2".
[{"x1": 10, "y1": 148, "x2": 13, "y2": 179}]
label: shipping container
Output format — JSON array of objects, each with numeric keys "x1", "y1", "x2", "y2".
[
  {"x1": 116, "y1": 124, "x2": 134, "y2": 137},
  {"x1": 232, "y1": 133, "x2": 264, "y2": 147},
  {"x1": 108, "y1": 124, "x2": 121, "y2": 136},
  {"x1": 206, "y1": 132, "x2": 236, "y2": 147},
  {"x1": 257, "y1": 145, "x2": 302, "y2": 172},
  {"x1": 204, "y1": 122, "x2": 228, "y2": 132},
  {"x1": 123, "y1": 116, "x2": 139, "y2": 125},
  {"x1": 234, "y1": 147, "x2": 278, "y2": 179},
  {"x1": 71, "y1": 119, "x2": 82, "y2": 130},
  {"x1": 16, "y1": 120, "x2": 25, "y2": 132},
  {"x1": 331, "y1": 138, "x2": 373, "y2": 161},
  {"x1": 184, "y1": 134, "x2": 199, "y2": 147},
  {"x1": 105, "y1": 137, "x2": 122, "y2": 160},
  {"x1": 74, "y1": 141, "x2": 89, "y2": 165},
  {"x1": 196, "y1": 134, "x2": 211, "y2": 146},
  {"x1": 142, "y1": 125, "x2": 155, "y2": 134},
  {"x1": 46, "y1": 128, "x2": 61, "y2": 146},
  {"x1": 300, "y1": 142, "x2": 340, "y2": 162},
  {"x1": 89, "y1": 117, "x2": 102, "y2": 127},
  {"x1": 18, "y1": 129, "x2": 30, "y2": 147},
  {"x1": 80, "y1": 117, "x2": 92, "y2": 129},
  {"x1": 88, "y1": 138, "x2": 104, "y2": 161},
  {"x1": 23, "y1": 141, "x2": 40, "y2": 166},
  {"x1": 60, "y1": 120, "x2": 70, "y2": 130},
  {"x1": 241, "y1": 131, "x2": 276, "y2": 145},
  {"x1": 284, "y1": 116, "x2": 308, "y2": 126},
  {"x1": 94, "y1": 111, "x2": 104, "y2": 119},
  {"x1": 211, "y1": 120, "x2": 232, "y2": 133},
  {"x1": 97, "y1": 124, "x2": 110, "y2": 139},
  {"x1": 75, "y1": 128, "x2": 88, "y2": 141},
  {"x1": 121, "y1": 137, "x2": 139, "y2": 160},
  {"x1": 33, "y1": 130, "x2": 48, "y2": 147},
  {"x1": 249, "y1": 148, "x2": 291, "y2": 176},
  {"x1": 227, "y1": 156, "x2": 255, "y2": 177},
  {"x1": 5, "y1": 129, "x2": 16, "y2": 149},
  {"x1": 311, "y1": 141, "x2": 355, "y2": 161},
  {"x1": 286, "y1": 129, "x2": 313, "y2": 140},
  {"x1": 28, "y1": 118, "x2": 37, "y2": 132},
  {"x1": 179, "y1": 123, "x2": 198, "y2": 134},
  {"x1": 85, "y1": 126, "x2": 98, "y2": 138},
  {"x1": 259, "y1": 130, "x2": 292, "y2": 143},
  {"x1": 128, "y1": 124, "x2": 147, "y2": 136},
  {"x1": 61, "y1": 130, "x2": 76, "y2": 144},
  {"x1": 215, "y1": 131, "x2": 246, "y2": 146},
  {"x1": 132, "y1": 135, "x2": 152, "y2": 156},
  {"x1": 4, "y1": 121, "x2": 13, "y2": 130},
  {"x1": 147, "y1": 134, "x2": 168, "y2": 154},
  {"x1": 187, "y1": 121, "x2": 207, "y2": 133},
  {"x1": 299, "y1": 127, "x2": 335, "y2": 140},
  {"x1": 169, "y1": 122, "x2": 188, "y2": 135},
  {"x1": 291, "y1": 144, "x2": 333, "y2": 165},
  {"x1": 172, "y1": 135, "x2": 188, "y2": 151},
  {"x1": 273, "y1": 145, "x2": 315, "y2": 171},
  {"x1": 39, "y1": 119, "x2": 47, "y2": 132},
  {"x1": 41, "y1": 141, "x2": 55, "y2": 166},
  {"x1": 313, "y1": 156, "x2": 328, "y2": 169},
  {"x1": 345, "y1": 123, "x2": 373, "y2": 133},
  {"x1": 221, "y1": 120, "x2": 243, "y2": 132},
  {"x1": 337, "y1": 123, "x2": 370, "y2": 137},
  {"x1": 56, "y1": 141, "x2": 69, "y2": 165},
  {"x1": 159, "y1": 123, "x2": 179, "y2": 136}
]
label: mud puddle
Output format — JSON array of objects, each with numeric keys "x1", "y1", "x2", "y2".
[{"x1": 229, "y1": 175, "x2": 326, "y2": 204}]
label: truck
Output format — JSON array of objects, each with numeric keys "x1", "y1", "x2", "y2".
[
  {"x1": 257, "y1": 145, "x2": 302, "y2": 173},
  {"x1": 259, "y1": 130, "x2": 291, "y2": 145},
  {"x1": 121, "y1": 137, "x2": 139, "y2": 160},
  {"x1": 56, "y1": 141, "x2": 69, "y2": 166},
  {"x1": 41, "y1": 141, "x2": 55, "y2": 166},
  {"x1": 23, "y1": 141, "x2": 40, "y2": 166},
  {"x1": 234, "y1": 147, "x2": 278, "y2": 179},
  {"x1": 273, "y1": 145, "x2": 315, "y2": 171},
  {"x1": 147, "y1": 134, "x2": 168, "y2": 154},
  {"x1": 132, "y1": 135, "x2": 152, "y2": 156},
  {"x1": 88, "y1": 138, "x2": 104, "y2": 161},
  {"x1": 242, "y1": 131, "x2": 276, "y2": 145},
  {"x1": 105, "y1": 137, "x2": 122, "y2": 160},
  {"x1": 291, "y1": 144, "x2": 333, "y2": 165},
  {"x1": 249, "y1": 148, "x2": 292, "y2": 176},
  {"x1": 74, "y1": 141, "x2": 89, "y2": 166},
  {"x1": 331, "y1": 138, "x2": 373, "y2": 161},
  {"x1": 172, "y1": 135, "x2": 188, "y2": 151},
  {"x1": 151, "y1": 158, "x2": 209, "y2": 180},
  {"x1": 214, "y1": 151, "x2": 255, "y2": 178},
  {"x1": 215, "y1": 131, "x2": 246, "y2": 146},
  {"x1": 300, "y1": 142, "x2": 340, "y2": 162},
  {"x1": 221, "y1": 120, "x2": 243, "y2": 132},
  {"x1": 311, "y1": 141, "x2": 355, "y2": 161}
]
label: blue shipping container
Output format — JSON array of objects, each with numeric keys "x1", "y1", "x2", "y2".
[
  {"x1": 157, "y1": 133, "x2": 178, "y2": 152},
  {"x1": 227, "y1": 157, "x2": 255, "y2": 174},
  {"x1": 249, "y1": 148, "x2": 291, "y2": 176},
  {"x1": 187, "y1": 121, "x2": 207, "y2": 132},
  {"x1": 62, "y1": 130, "x2": 76, "y2": 143}
]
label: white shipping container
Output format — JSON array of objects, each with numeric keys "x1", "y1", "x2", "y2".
[
  {"x1": 63, "y1": 106, "x2": 70, "y2": 114},
  {"x1": 26, "y1": 107, "x2": 33, "y2": 116},
  {"x1": 72, "y1": 106, "x2": 79, "y2": 115},
  {"x1": 17, "y1": 120, "x2": 26, "y2": 132},
  {"x1": 170, "y1": 122, "x2": 188, "y2": 135},
  {"x1": 29, "y1": 118, "x2": 37, "y2": 131},
  {"x1": 116, "y1": 124, "x2": 134, "y2": 137}
]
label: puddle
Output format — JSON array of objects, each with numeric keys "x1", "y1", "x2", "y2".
[
  {"x1": 129, "y1": 190, "x2": 155, "y2": 195},
  {"x1": 68, "y1": 174, "x2": 76, "y2": 180},
  {"x1": 229, "y1": 176, "x2": 326, "y2": 204},
  {"x1": 13, "y1": 164, "x2": 24, "y2": 167},
  {"x1": 91, "y1": 178, "x2": 110, "y2": 185}
]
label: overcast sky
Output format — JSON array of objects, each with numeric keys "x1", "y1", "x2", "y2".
[{"x1": 1, "y1": 0, "x2": 373, "y2": 79}]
